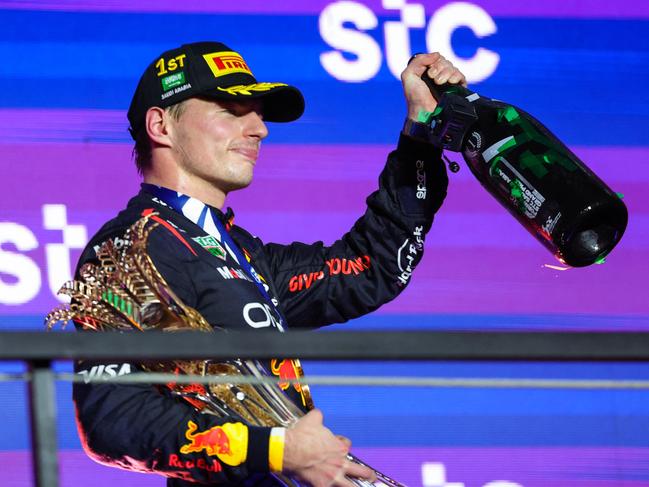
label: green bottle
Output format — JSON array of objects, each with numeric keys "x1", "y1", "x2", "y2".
[{"x1": 422, "y1": 74, "x2": 628, "y2": 267}]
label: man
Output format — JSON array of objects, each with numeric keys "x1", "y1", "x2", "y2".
[{"x1": 73, "y1": 41, "x2": 465, "y2": 486}]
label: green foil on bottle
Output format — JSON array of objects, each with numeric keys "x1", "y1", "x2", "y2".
[{"x1": 496, "y1": 105, "x2": 578, "y2": 177}]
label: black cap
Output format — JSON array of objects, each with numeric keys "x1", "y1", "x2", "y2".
[{"x1": 127, "y1": 41, "x2": 305, "y2": 138}]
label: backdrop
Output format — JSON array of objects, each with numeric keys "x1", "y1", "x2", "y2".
[{"x1": 1, "y1": 1, "x2": 648, "y2": 486}]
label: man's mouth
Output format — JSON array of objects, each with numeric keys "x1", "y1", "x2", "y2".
[{"x1": 230, "y1": 147, "x2": 259, "y2": 161}]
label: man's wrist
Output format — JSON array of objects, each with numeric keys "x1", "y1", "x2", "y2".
[
  {"x1": 401, "y1": 118, "x2": 432, "y2": 143},
  {"x1": 268, "y1": 427, "x2": 286, "y2": 472},
  {"x1": 402, "y1": 106, "x2": 445, "y2": 143}
]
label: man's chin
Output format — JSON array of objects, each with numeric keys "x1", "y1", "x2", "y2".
[{"x1": 220, "y1": 177, "x2": 253, "y2": 194}]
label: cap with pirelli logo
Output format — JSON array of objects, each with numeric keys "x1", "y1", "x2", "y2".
[{"x1": 127, "y1": 41, "x2": 305, "y2": 139}]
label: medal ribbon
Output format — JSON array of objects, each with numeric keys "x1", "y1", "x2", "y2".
[{"x1": 142, "y1": 184, "x2": 286, "y2": 330}]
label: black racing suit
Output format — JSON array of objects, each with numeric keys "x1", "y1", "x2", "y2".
[{"x1": 73, "y1": 135, "x2": 447, "y2": 486}]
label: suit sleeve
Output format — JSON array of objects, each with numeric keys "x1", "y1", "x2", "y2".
[
  {"x1": 73, "y1": 226, "x2": 274, "y2": 484},
  {"x1": 264, "y1": 135, "x2": 448, "y2": 327}
]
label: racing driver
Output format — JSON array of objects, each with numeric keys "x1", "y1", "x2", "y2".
[{"x1": 72, "y1": 41, "x2": 466, "y2": 487}]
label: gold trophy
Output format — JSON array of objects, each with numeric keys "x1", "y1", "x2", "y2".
[{"x1": 46, "y1": 213, "x2": 404, "y2": 487}]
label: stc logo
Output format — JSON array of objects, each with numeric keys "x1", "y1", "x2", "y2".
[
  {"x1": 319, "y1": 0, "x2": 499, "y2": 83},
  {"x1": 0, "y1": 204, "x2": 86, "y2": 306}
]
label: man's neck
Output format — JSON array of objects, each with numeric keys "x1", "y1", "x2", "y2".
[{"x1": 143, "y1": 173, "x2": 226, "y2": 210}]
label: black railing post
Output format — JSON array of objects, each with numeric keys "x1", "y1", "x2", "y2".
[{"x1": 27, "y1": 360, "x2": 59, "y2": 487}]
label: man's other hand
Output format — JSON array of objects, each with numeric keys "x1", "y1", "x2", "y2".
[
  {"x1": 401, "y1": 52, "x2": 467, "y2": 121},
  {"x1": 283, "y1": 409, "x2": 376, "y2": 487}
]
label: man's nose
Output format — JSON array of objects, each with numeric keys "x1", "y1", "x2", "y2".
[{"x1": 245, "y1": 111, "x2": 268, "y2": 140}]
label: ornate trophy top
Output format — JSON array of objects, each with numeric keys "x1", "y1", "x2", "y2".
[{"x1": 45, "y1": 213, "x2": 212, "y2": 334}]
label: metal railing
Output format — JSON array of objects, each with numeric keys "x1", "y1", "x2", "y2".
[{"x1": 3, "y1": 329, "x2": 649, "y2": 487}]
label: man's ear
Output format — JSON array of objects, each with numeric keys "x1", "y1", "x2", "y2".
[{"x1": 145, "y1": 107, "x2": 173, "y2": 148}]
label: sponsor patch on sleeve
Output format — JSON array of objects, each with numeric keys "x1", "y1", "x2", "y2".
[{"x1": 288, "y1": 255, "x2": 371, "y2": 293}]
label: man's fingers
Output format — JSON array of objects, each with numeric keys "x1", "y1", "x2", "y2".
[
  {"x1": 426, "y1": 64, "x2": 441, "y2": 79},
  {"x1": 430, "y1": 66, "x2": 465, "y2": 86},
  {"x1": 331, "y1": 473, "x2": 373, "y2": 487},
  {"x1": 345, "y1": 460, "x2": 377, "y2": 482},
  {"x1": 448, "y1": 72, "x2": 464, "y2": 84},
  {"x1": 410, "y1": 52, "x2": 441, "y2": 66},
  {"x1": 403, "y1": 52, "x2": 442, "y2": 78},
  {"x1": 427, "y1": 60, "x2": 454, "y2": 82},
  {"x1": 438, "y1": 71, "x2": 456, "y2": 84},
  {"x1": 336, "y1": 435, "x2": 352, "y2": 450},
  {"x1": 332, "y1": 474, "x2": 357, "y2": 487}
]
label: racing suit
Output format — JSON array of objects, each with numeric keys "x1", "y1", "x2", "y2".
[{"x1": 73, "y1": 135, "x2": 447, "y2": 486}]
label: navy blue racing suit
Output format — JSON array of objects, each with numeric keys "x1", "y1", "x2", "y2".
[{"x1": 73, "y1": 135, "x2": 447, "y2": 486}]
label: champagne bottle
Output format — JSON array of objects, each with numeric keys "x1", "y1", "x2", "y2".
[{"x1": 422, "y1": 74, "x2": 628, "y2": 267}]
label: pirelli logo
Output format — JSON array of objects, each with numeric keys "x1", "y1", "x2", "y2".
[{"x1": 203, "y1": 51, "x2": 252, "y2": 77}]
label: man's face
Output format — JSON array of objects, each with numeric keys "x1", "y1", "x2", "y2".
[{"x1": 169, "y1": 97, "x2": 268, "y2": 195}]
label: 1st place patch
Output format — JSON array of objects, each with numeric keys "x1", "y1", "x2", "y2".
[{"x1": 193, "y1": 235, "x2": 227, "y2": 260}]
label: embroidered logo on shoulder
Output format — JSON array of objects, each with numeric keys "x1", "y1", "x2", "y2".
[{"x1": 192, "y1": 235, "x2": 227, "y2": 260}]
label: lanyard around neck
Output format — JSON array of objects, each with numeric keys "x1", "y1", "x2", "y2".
[{"x1": 142, "y1": 184, "x2": 286, "y2": 330}]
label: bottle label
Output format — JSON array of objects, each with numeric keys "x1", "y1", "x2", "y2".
[{"x1": 491, "y1": 156, "x2": 545, "y2": 219}]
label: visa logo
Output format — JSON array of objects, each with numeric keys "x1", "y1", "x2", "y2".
[{"x1": 77, "y1": 363, "x2": 132, "y2": 384}]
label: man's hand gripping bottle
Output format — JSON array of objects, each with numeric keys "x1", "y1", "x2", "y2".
[{"x1": 422, "y1": 74, "x2": 628, "y2": 267}]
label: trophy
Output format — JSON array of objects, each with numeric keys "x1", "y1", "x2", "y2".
[{"x1": 46, "y1": 212, "x2": 404, "y2": 487}]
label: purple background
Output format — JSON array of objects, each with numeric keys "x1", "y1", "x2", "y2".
[{"x1": 5, "y1": 447, "x2": 649, "y2": 487}]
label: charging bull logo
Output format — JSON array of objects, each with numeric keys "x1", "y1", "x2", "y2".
[
  {"x1": 180, "y1": 421, "x2": 247, "y2": 466},
  {"x1": 271, "y1": 359, "x2": 309, "y2": 407}
]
